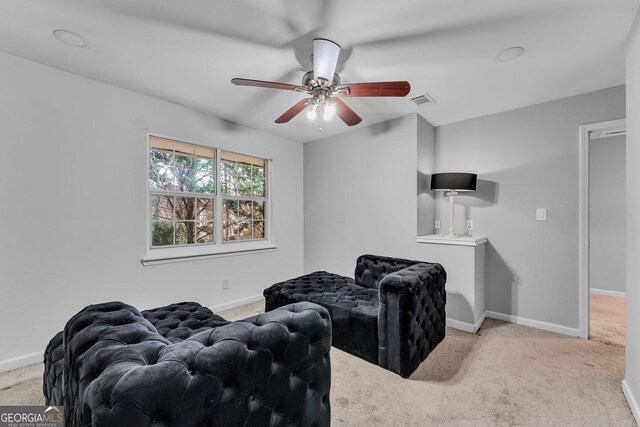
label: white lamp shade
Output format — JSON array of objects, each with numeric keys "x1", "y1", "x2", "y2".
[{"x1": 313, "y1": 38, "x2": 340, "y2": 83}]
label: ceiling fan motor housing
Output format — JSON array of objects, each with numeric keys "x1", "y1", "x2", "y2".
[{"x1": 302, "y1": 70, "x2": 341, "y2": 88}]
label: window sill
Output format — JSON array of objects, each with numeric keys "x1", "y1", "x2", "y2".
[{"x1": 141, "y1": 242, "x2": 277, "y2": 266}]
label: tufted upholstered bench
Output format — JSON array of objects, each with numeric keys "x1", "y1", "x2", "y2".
[
  {"x1": 264, "y1": 254, "x2": 446, "y2": 378},
  {"x1": 43, "y1": 301, "x2": 331, "y2": 426}
]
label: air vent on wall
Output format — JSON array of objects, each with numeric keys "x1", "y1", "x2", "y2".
[{"x1": 411, "y1": 92, "x2": 436, "y2": 106}]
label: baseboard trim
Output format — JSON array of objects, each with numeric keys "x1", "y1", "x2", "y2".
[
  {"x1": 622, "y1": 379, "x2": 640, "y2": 425},
  {"x1": 446, "y1": 317, "x2": 475, "y2": 333},
  {"x1": 590, "y1": 288, "x2": 626, "y2": 298},
  {"x1": 211, "y1": 294, "x2": 263, "y2": 313},
  {"x1": 484, "y1": 311, "x2": 580, "y2": 337},
  {"x1": 446, "y1": 312, "x2": 487, "y2": 334},
  {"x1": 0, "y1": 351, "x2": 42, "y2": 373},
  {"x1": 474, "y1": 312, "x2": 487, "y2": 332}
]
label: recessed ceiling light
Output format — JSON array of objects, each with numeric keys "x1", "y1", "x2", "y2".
[
  {"x1": 53, "y1": 30, "x2": 88, "y2": 48},
  {"x1": 496, "y1": 46, "x2": 524, "y2": 62}
]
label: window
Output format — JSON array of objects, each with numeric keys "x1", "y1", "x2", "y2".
[{"x1": 148, "y1": 136, "x2": 268, "y2": 249}]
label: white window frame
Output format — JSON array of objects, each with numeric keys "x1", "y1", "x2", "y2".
[{"x1": 142, "y1": 133, "x2": 275, "y2": 266}]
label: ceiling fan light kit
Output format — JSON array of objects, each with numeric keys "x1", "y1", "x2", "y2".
[{"x1": 231, "y1": 38, "x2": 411, "y2": 127}]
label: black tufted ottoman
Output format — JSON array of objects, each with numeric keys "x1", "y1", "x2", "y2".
[
  {"x1": 44, "y1": 301, "x2": 331, "y2": 426},
  {"x1": 264, "y1": 254, "x2": 446, "y2": 378}
]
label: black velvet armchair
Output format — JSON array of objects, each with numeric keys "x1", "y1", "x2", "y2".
[
  {"x1": 44, "y1": 301, "x2": 331, "y2": 427},
  {"x1": 264, "y1": 254, "x2": 447, "y2": 378}
]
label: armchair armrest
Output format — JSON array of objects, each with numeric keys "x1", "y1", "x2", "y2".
[
  {"x1": 63, "y1": 301, "x2": 331, "y2": 427},
  {"x1": 377, "y1": 263, "x2": 446, "y2": 377},
  {"x1": 43, "y1": 331, "x2": 64, "y2": 406}
]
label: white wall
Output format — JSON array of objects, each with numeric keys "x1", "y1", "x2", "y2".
[
  {"x1": 304, "y1": 114, "x2": 420, "y2": 276},
  {"x1": 624, "y1": 7, "x2": 640, "y2": 423},
  {"x1": 435, "y1": 86, "x2": 626, "y2": 330},
  {"x1": 589, "y1": 135, "x2": 626, "y2": 294},
  {"x1": 0, "y1": 52, "x2": 304, "y2": 367}
]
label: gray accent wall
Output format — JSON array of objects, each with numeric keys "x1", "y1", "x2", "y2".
[
  {"x1": 304, "y1": 85, "x2": 626, "y2": 334},
  {"x1": 0, "y1": 51, "x2": 304, "y2": 364},
  {"x1": 417, "y1": 116, "x2": 437, "y2": 236},
  {"x1": 589, "y1": 135, "x2": 626, "y2": 294},
  {"x1": 436, "y1": 85, "x2": 625, "y2": 330},
  {"x1": 624, "y1": 7, "x2": 640, "y2": 420}
]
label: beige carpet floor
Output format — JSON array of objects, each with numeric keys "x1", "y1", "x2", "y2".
[
  {"x1": 590, "y1": 293, "x2": 626, "y2": 348},
  {"x1": 0, "y1": 300, "x2": 634, "y2": 426}
]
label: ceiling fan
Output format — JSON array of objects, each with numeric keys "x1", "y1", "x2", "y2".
[{"x1": 231, "y1": 38, "x2": 411, "y2": 127}]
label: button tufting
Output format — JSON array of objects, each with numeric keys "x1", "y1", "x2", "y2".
[
  {"x1": 44, "y1": 300, "x2": 332, "y2": 425},
  {"x1": 265, "y1": 255, "x2": 447, "y2": 378}
]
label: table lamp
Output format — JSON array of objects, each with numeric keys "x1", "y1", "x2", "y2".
[{"x1": 431, "y1": 173, "x2": 477, "y2": 237}]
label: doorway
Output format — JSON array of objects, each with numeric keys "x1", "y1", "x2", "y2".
[{"x1": 579, "y1": 119, "x2": 626, "y2": 341}]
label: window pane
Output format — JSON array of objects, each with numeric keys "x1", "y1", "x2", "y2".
[
  {"x1": 175, "y1": 196, "x2": 196, "y2": 220},
  {"x1": 175, "y1": 221, "x2": 195, "y2": 245},
  {"x1": 174, "y1": 157, "x2": 196, "y2": 192},
  {"x1": 196, "y1": 222, "x2": 214, "y2": 243},
  {"x1": 253, "y1": 201, "x2": 264, "y2": 220},
  {"x1": 253, "y1": 221, "x2": 265, "y2": 239},
  {"x1": 238, "y1": 176, "x2": 252, "y2": 196},
  {"x1": 237, "y1": 164, "x2": 251, "y2": 178},
  {"x1": 149, "y1": 151, "x2": 175, "y2": 191},
  {"x1": 239, "y1": 201, "x2": 252, "y2": 221},
  {"x1": 151, "y1": 195, "x2": 174, "y2": 220},
  {"x1": 152, "y1": 221, "x2": 174, "y2": 246},
  {"x1": 238, "y1": 222, "x2": 252, "y2": 240},
  {"x1": 222, "y1": 160, "x2": 238, "y2": 176},
  {"x1": 224, "y1": 224, "x2": 239, "y2": 241},
  {"x1": 196, "y1": 198, "x2": 214, "y2": 221},
  {"x1": 223, "y1": 199, "x2": 239, "y2": 241},
  {"x1": 221, "y1": 160, "x2": 238, "y2": 195},
  {"x1": 195, "y1": 158, "x2": 214, "y2": 194},
  {"x1": 252, "y1": 166, "x2": 266, "y2": 197}
]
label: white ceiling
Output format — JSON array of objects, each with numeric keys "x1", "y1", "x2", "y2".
[{"x1": 0, "y1": 0, "x2": 637, "y2": 142}]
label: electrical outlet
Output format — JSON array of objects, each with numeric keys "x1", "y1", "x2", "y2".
[
  {"x1": 222, "y1": 279, "x2": 230, "y2": 290},
  {"x1": 466, "y1": 220, "x2": 474, "y2": 232},
  {"x1": 435, "y1": 220, "x2": 441, "y2": 230},
  {"x1": 536, "y1": 209, "x2": 547, "y2": 221}
]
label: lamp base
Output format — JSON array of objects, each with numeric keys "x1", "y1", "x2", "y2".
[{"x1": 442, "y1": 233, "x2": 462, "y2": 238}]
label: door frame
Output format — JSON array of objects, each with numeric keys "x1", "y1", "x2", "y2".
[{"x1": 578, "y1": 118, "x2": 626, "y2": 339}]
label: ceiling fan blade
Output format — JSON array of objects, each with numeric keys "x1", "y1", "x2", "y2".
[
  {"x1": 232, "y1": 78, "x2": 307, "y2": 92},
  {"x1": 275, "y1": 99, "x2": 310, "y2": 123},
  {"x1": 334, "y1": 81, "x2": 411, "y2": 97},
  {"x1": 334, "y1": 98, "x2": 362, "y2": 126}
]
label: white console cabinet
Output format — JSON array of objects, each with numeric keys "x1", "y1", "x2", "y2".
[{"x1": 416, "y1": 234, "x2": 487, "y2": 333}]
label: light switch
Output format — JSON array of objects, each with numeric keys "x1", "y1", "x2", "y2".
[
  {"x1": 536, "y1": 209, "x2": 547, "y2": 221},
  {"x1": 435, "y1": 220, "x2": 441, "y2": 230}
]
